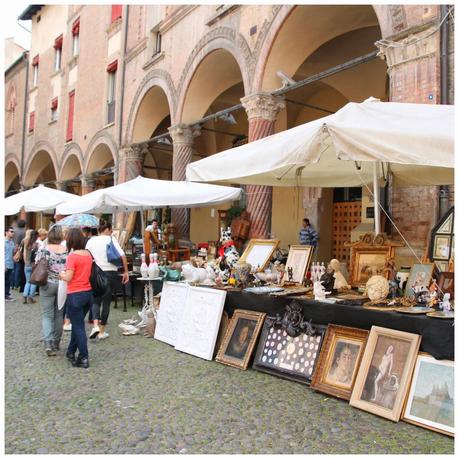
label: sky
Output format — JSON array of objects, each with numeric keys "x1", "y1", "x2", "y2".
[{"x1": 2, "y1": 2, "x2": 32, "y2": 50}]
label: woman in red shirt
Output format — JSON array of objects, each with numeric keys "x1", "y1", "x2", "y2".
[{"x1": 59, "y1": 228, "x2": 93, "y2": 368}]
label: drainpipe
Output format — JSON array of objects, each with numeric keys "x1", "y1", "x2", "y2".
[
  {"x1": 20, "y1": 51, "x2": 30, "y2": 186},
  {"x1": 117, "y1": 5, "x2": 129, "y2": 161},
  {"x1": 440, "y1": 5, "x2": 449, "y2": 104}
]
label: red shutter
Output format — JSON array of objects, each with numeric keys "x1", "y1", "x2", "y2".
[
  {"x1": 111, "y1": 5, "x2": 122, "y2": 23},
  {"x1": 54, "y1": 34, "x2": 63, "y2": 49},
  {"x1": 51, "y1": 97, "x2": 58, "y2": 110},
  {"x1": 72, "y1": 18, "x2": 80, "y2": 35},
  {"x1": 32, "y1": 54, "x2": 39, "y2": 66},
  {"x1": 29, "y1": 111, "x2": 35, "y2": 132},
  {"x1": 106, "y1": 60, "x2": 118, "y2": 73},
  {"x1": 66, "y1": 91, "x2": 75, "y2": 142}
]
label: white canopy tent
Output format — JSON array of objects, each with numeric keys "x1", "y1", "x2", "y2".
[
  {"x1": 56, "y1": 176, "x2": 241, "y2": 214},
  {"x1": 4, "y1": 184, "x2": 79, "y2": 216},
  {"x1": 186, "y1": 98, "x2": 454, "y2": 233}
]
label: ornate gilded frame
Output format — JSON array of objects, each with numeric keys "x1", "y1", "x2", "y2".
[
  {"x1": 239, "y1": 239, "x2": 280, "y2": 272},
  {"x1": 216, "y1": 309, "x2": 266, "y2": 370}
]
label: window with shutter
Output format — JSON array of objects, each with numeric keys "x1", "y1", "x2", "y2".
[
  {"x1": 72, "y1": 18, "x2": 80, "y2": 56},
  {"x1": 107, "y1": 61, "x2": 117, "y2": 124},
  {"x1": 66, "y1": 91, "x2": 75, "y2": 141},
  {"x1": 29, "y1": 111, "x2": 35, "y2": 132},
  {"x1": 111, "y1": 5, "x2": 122, "y2": 23},
  {"x1": 51, "y1": 97, "x2": 58, "y2": 121}
]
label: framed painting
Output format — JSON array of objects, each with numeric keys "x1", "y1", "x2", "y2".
[
  {"x1": 252, "y1": 318, "x2": 326, "y2": 385},
  {"x1": 404, "y1": 263, "x2": 434, "y2": 298},
  {"x1": 216, "y1": 309, "x2": 266, "y2": 370},
  {"x1": 112, "y1": 229, "x2": 120, "y2": 241},
  {"x1": 282, "y1": 245, "x2": 313, "y2": 285},
  {"x1": 437, "y1": 272, "x2": 454, "y2": 300},
  {"x1": 118, "y1": 230, "x2": 128, "y2": 248},
  {"x1": 349, "y1": 247, "x2": 390, "y2": 287},
  {"x1": 239, "y1": 239, "x2": 280, "y2": 272},
  {"x1": 175, "y1": 286, "x2": 227, "y2": 360},
  {"x1": 403, "y1": 354, "x2": 454, "y2": 436},
  {"x1": 311, "y1": 325, "x2": 369, "y2": 400},
  {"x1": 433, "y1": 235, "x2": 451, "y2": 260},
  {"x1": 350, "y1": 326, "x2": 421, "y2": 422},
  {"x1": 154, "y1": 282, "x2": 189, "y2": 346}
]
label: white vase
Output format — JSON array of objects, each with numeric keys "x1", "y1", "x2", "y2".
[
  {"x1": 140, "y1": 254, "x2": 149, "y2": 278},
  {"x1": 148, "y1": 253, "x2": 160, "y2": 279}
]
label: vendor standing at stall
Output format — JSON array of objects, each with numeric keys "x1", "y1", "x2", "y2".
[
  {"x1": 299, "y1": 218, "x2": 318, "y2": 247},
  {"x1": 144, "y1": 219, "x2": 163, "y2": 255}
]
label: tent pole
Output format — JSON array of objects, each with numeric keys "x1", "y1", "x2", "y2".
[
  {"x1": 140, "y1": 210, "x2": 145, "y2": 254},
  {"x1": 373, "y1": 161, "x2": 381, "y2": 235},
  {"x1": 40, "y1": 212, "x2": 43, "y2": 228}
]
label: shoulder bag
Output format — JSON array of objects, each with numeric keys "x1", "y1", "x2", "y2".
[
  {"x1": 106, "y1": 236, "x2": 123, "y2": 267},
  {"x1": 13, "y1": 240, "x2": 24, "y2": 263},
  {"x1": 30, "y1": 256, "x2": 49, "y2": 286},
  {"x1": 89, "y1": 252, "x2": 109, "y2": 297}
]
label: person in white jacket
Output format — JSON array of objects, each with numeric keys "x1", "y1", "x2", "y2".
[{"x1": 86, "y1": 219, "x2": 129, "y2": 339}]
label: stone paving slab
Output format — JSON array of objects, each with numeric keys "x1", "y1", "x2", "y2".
[{"x1": 4, "y1": 291, "x2": 454, "y2": 454}]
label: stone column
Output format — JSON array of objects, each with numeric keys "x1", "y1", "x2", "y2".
[
  {"x1": 241, "y1": 92, "x2": 285, "y2": 238},
  {"x1": 56, "y1": 181, "x2": 67, "y2": 192},
  {"x1": 80, "y1": 176, "x2": 96, "y2": 195},
  {"x1": 118, "y1": 145, "x2": 144, "y2": 184},
  {"x1": 169, "y1": 124, "x2": 201, "y2": 239}
]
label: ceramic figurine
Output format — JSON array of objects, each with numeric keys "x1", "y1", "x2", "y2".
[
  {"x1": 440, "y1": 293, "x2": 452, "y2": 312},
  {"x1": 320, "y1": 270, "x2": 336, "y2": 294},
  {"x1": 328, "y1": 258, "x2": 351, "y2": 290},
  {"x1": 313, "y1": 281, "x2": 328, "y2": 301},
  {"x1": 148, "y1": 253, "x2": 160, "y2": 279},
  {"x1": 218, "y1": 227, "x2": 240, "y2": 270},
  {"x1": 287, "y1": 266, "x2": 294, "y2": 282},
  {"x1": 384, "y1": 258, "x2": 398, "y2": 299},
  {"x1": 140, "y1": 254, "x2": 149, "y2": 278}
]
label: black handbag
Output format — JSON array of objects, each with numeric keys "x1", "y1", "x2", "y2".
[{"x1": 89, "y1": 254, "x2": 109, "y2": 297}]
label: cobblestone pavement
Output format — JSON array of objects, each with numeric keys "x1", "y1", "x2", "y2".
[{"x1": 5, "y1": 291, "x2": 454, "y2": 454}]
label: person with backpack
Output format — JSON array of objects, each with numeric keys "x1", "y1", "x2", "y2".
[
  {"x1": 22, "y1": 229, "x2": 39, "y2": 304},
  {"x1": 59, "y1": 228, "x2": 94, "y2": 368},
  {"x1": 85, "y1": 219, "x2": 129, "y2": 340}
]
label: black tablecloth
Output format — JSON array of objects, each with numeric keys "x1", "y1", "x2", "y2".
[{"x1": 224, "y1": 291, "x2": 454, "y2": 361}]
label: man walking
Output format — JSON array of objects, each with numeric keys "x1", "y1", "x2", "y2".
[
  {"x1": 299, "y1": 218, "x2": 318, "y2": 247},
  {"x1": 5, "y1": 227, "x2": 16, "y2": 301},
  {"x1": 12, "y1": 219, "x2": 26, "y2": 291}
]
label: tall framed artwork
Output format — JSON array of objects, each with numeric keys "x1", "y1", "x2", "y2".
[
  {"x1": 154, "y1": 282, "x2": 189, "y2": 346},
  {"x1": 239, "y1": 239, "x2": 280, "y2": 272},
  {"x1": 311, "y1": 325, "x2": 369, "y2": 400},
  {"x1": 175, "y1": 286, "x2": 227, "y2": 360},
  {"x1": 282, "y1": 245, "x2": 313, "y2": 285},
  {"x1": 403, "y1": 354, "x2": 454, "y2": 436},
  {"x1": 429, "y1": 206, "x2": 454, "y2": 273},
  {"x1": 350, "y1": 326, "x2": 421, "y2": 422}
]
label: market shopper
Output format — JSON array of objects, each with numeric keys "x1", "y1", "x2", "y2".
[
  {"x1": 36, "y1": 225, "x2": 68, "y2": 356},
  {"x1": 299, "y1": 218, "x2": 318, "y2": 247},
  {"x1": 22, "y1": 229, "x2": 39, "y2": 304},
  {"x1": 59, "y1": 228, "x2": 93, "y2": 368},
  {"x1": 86, "y1": 219, "x2": 129, "y2": 340},
  {"x1": 12, "y1": 219, "x2": 26, "y2": 291},
  {"x1": 4, "y1": 227, "x2": 16, "y2": 302}
]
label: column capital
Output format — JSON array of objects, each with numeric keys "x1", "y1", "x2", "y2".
[
  {"x1": 168, "y1": 124, "x2": 201, "y2": 146},
  {"x1": 55, "y1": 181, "x2": 67, "y2": 191},
  {"x1": 241, "y1": 92, "x2": 285, "y2": 122},
  {"x1": 119, "y1": 145, "x2": 145, "y2": 162}
]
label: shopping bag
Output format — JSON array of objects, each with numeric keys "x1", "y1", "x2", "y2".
[{"x1": 57, "y1": 280, "x2": 68, "y2": 310}]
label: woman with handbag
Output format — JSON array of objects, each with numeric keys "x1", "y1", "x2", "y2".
[
  {"x1": 22, "y1": 229, "x2": 39, "y2": 304},
  {"x1": 35, "y1": 225, "x2": 68, "y2": 356},
  {"x1": 86, "y1": 219, "x2": 129, "y2": 340},
  {"x1": 59, "y1": 228, "x2": 93, "y2": 368}
]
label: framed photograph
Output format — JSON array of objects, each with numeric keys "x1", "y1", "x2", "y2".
[
  {"x1": 311, "y1": 325, "x2": 369, "y2": 400},
  {"x1": 216, "y1": 309, "x2": 266, "y2": 370},
  {"x1": 350, "y1": 326, "x2": 421, "y2": 422},
  {"x1": 239, "y1": 239, "x2": 280, "y2": 272},
  {"x1": 154, "y1": 282, "x2": 189, "y2": 346},
  {"x1": 403, "y1": 354, "x2": 454, "y2": 436},
  {"x1": 404, "y1": 263, "x2": 434, "y2": 298},
  {"x1": 433, "y1": 235, "x2": 451, "y2": 260},
  {"x1": 435, "y1": 261, "x2": 449, "y2": 273},
  {"x1": 282, "y1": 245, "x2": 313, "y2": 285},
  {"x1": 252, "y1": 319, "x2": 326, "y2": 385},
  {"x1": 349, "y1": 247, "x2": 390, "y2": 287},
  {"x1": 175, "y1": 286, "x2": 227, "y2": 360},
  {"x1": 437, "y1": 272, "x2": 454, "y2": 300}
]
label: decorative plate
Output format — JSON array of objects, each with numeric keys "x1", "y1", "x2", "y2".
[
  {"x1": 395, "y1": 307, "x2": 435, "y2": 314},
  {"x1": 244, "y1": 286, "x2": 284, "y2": 294},
  {"x1": 426, "y1": 311, "x2": 454, "y2": 319}
]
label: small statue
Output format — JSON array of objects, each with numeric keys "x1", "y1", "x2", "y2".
[
  {"x1": 320, "y1": 270, "x2": 336, "y2": 294},
  {"x1": 328, "y1": 258, "x2": 351, "y2": 290},
  {"x1": 287, "y1": 266, "x2": 294, "y2": 282},
  {"x1": 313, "y1": 281, "x2": 328, "y2": 301},
  {"x1": 440, "y1": 293, "x2": 452, "y2": 312},
  {"x1": 384, "y1": 257, "x2": 398, "y2": 299},
  {"x1": 428, "y1": 280, "x2": 439, "y2": 307}
]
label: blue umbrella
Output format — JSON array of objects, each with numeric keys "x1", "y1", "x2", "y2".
[{"x1": 55, "y1": 213, "x2": 99, "y2": 228}]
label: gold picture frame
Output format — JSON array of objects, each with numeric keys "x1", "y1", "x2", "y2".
[
  {"x1": 349, "y1": 247, "x2": 391, "y2": 287},
  {"x1": 239, "y1": 239, "x2": 280, "y2": 272},
  {"x1": 433, "y1": 235, "x2": 451, "y2": 260},
  {"x1": 282, "y1": 245, "x2": 313, "y2": 285},
  {"x1": 311, "y1": 325, "x2": 369, "y2": 400},
  {"x1": 216, "y1": 309, "x2": 266, "y2": 370},
  {"x1": 350, "y1": 326, "x2": 421, "y2": 422}
]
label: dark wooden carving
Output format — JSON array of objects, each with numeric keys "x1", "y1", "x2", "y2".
[{"x1": 266, "y1": 301, "x2": 316, "y2": 337}]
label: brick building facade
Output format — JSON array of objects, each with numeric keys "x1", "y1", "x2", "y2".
[{"x1": 4, "y1": 4, "x2": 454, "y2": 265}]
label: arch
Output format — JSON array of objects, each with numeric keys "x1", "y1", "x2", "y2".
[
  {"x1": 22, "y1": 148, "x2": 58, "y2": 187},
  {"x1": 253, "y1": 5, "x2": 385, "y2": 92},
  {"x1": 176, "y1": 26, "x2": 253, "y2": 122},
  {"x1": 84, "y1": 130, "x2": 118, "y2": 175},
  {"x1": 85, "y1": 141, "x2": 116, "y2": 176},
  {"x1": 59, "y1": 142, "x2": 84, "y2": 180},
  {"x1": 124, "y1": 69, "x2": 176, "y2": 145},
  {"x1": 5, "y1": 155, "x2": 21, "y2": 191}
]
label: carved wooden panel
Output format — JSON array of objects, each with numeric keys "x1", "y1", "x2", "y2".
[
  {"x1": 175, "y1": 286, "x2": 226, "y2": 360},
  {"x1": 154, "y1": 282, "x2": 188, "y2": 346}
]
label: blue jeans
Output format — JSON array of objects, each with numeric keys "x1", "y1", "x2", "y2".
[
  {"x1": 40, "y1": 282, "x2": 64, "y2": 342},
  {"x1": 66, "y1": 290, "x2": 93, "y2": 359},
  {"x1": 4, "y1": 268, "x2": 13, "y2": 297},
  {"x1": 13, "y1": 261, "x2": 25, "y2": 289},
  {"x1": 23, "y1": 266, "x2": 37, "y2": 298}
]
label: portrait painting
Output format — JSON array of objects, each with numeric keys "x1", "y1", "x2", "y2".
[
  {"x1": 404, "y1": 263, "x2": 434, "y2": 298},
  {"x1": 403, "y1": 354, "x2": 454, "y2": 436},
  {"x1": 350, "y1": 326, "x2": 421, "y2": 421},
  {"x1": 216, "y1": 310, "x2": 265, "y2": 370},
  {"x1": 433, "y1": 235, "x2": 451, "y2": 260},
  {"x1": 311, "y1": 325, "x2": 368, "y2": 400},
  {"x1": 282, "y1": 245, "x2": 313, "y2": 285},
  {"x1": 438, "y1": 272, "x2": 454, "y2": 300}
]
